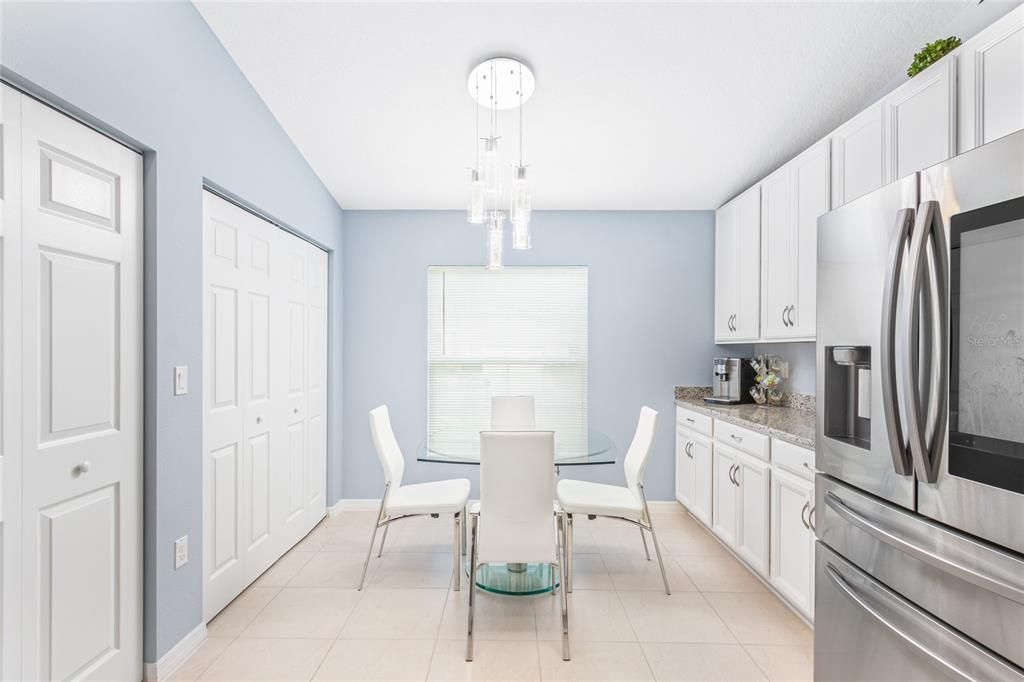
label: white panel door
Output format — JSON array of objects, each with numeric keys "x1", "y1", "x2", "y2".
[
  {"x1": 0, "y1": 83, "x2": 24, "y2": 682},
  {"x1": 770, "y1": 467, "x2": 814, "y2": 618},
  {"x1": 789, "y1": 138, "x2": 830, "y2": 338},
  {"x1": 831, "y1": 104, "x2": 884, "y2": 207},
  {"x1": 18, "y1": 94, "x2": 143, "y2": 681},
  {"x1": 959, "y1": 5, "x2": 1024, "y2": 152},
  {"x1": 760, "y1": 166, "x2": 793, "y2": 340},
  {"x1": 714, "y1": 200, "x2": 737, "y2": 341},
  {"x1": 883, "y1": 57, "x2": 956, "y2": 183},
  {"x1": 675, "y1": 428, "x2": 694, "y2": 508},
  {"x1": 734, "y1": 452, "x2": 770, "y2": 576},
  {"x1": 203, "y1": 192, "x2": 327, "y2": 620},
  {"x1": 711, "y1": 446, "x2": 737, "y2": 546},
  {"x1": 733, "y1": 186, "x2": 761, "y2": 341},
  {"x1": 689, "y1": 431, "x2": 714, "y2": 527}
]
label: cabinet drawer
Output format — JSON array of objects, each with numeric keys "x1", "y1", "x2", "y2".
[
  {"x1": 714, "y1": 420, "x2": 769, "y2": 461},
  {"x1": 676, "y1": 406, "x2": 712, "y2": 437},
  {"x1": 772, "y1": 438, "x2": 815, "y2": 480}
]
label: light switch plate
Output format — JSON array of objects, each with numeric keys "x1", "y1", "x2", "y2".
[
  {"x1": 174, "y1": 366, "x2": 188, "y2": 396},
  {"x1": 174, "y1": 536, "x2": 188, "y2": 569}
]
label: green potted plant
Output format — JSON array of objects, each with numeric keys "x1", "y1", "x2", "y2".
[{"x1": 907, "y1": 36, "x2": 961, "y2": 77}]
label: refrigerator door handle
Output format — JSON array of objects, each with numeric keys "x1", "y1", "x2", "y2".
[
  {"x1": 904, "y1": 201, "x2": 949, "y2": 483},
  {"x1": 880, "y1": 208, "x2": 916, "y2": 476},
  {"x1": 824, "y1": 562, "x2": 1022, "y2": 682},
  {"x1": 824, "y1": 491, "x2": 1024, "y2": 604}
]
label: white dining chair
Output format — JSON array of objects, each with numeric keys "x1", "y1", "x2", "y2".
[
  {"x1": 468, "y1": 430, "x2": 569, "y2": 662},
  {"x1": 490, "y1": 395, "x2": 536, "y2": 430},
  {"x1": 359, "y1": 405, "x2": 471, "y2": 591},
  {"x1": 556, "y1": 406, "x2": 670, "y2": 595}
]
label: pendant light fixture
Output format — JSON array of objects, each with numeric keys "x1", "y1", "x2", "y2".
[
  {"x1": 510, "y1": 62, "x2": 532, "y2": 249},
  {"x1": 467, "y1": 72, "x2": 485, "y2": 224},
  {"x1": 466, "y1": 57, "x2": 535, "y2": 267}
]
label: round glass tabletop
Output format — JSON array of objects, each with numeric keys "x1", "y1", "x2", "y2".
[{"x1": 417, "y1": 427, "x2": 616, "y2": 466}]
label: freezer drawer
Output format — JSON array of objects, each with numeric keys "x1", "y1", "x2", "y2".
[
  {"x1": 815, "y1": 543, "x2": 1024, "y2": 682},
  {"x1": 816, "y1": 475, "x2": 1024, "y2": 668}
]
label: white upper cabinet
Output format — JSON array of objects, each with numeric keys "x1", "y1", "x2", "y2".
[
  {"x1": 715, "y1": 185, "x2": 760, "y2": 343},
  {"x1": 760, "y1": 139, "x2": 829, "y2": 340},
  {"x1": 831, "y1": 103, "x2": 884, "y2": 207},
  {"x1": 958, "y1": 5, "x2": 1024, "y2": 153},
  {"x1": 883, "y1": 56, "x2": 956, "y2": 182}
]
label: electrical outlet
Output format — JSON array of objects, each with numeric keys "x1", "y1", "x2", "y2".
[
  {"x1": 779, "y1": 360, "x2": 790, "y2": 379},
  {"x1": 174, "y1": 536, "x2": 188, "y2": 569}
]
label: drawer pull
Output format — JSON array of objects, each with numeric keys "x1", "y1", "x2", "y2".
[{"x1": 730, "y1": 434, "x2": 744, "y2": 442}]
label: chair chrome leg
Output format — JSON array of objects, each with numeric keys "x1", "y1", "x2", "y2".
[
  {"x1": 377, "y1": 523, "x2": 390, "y2": 558},
  {"x1": 639, "y1": 525, "x2": 651, "y2": 561},
  {"x1": 553, "y1": 513, "x2": 563, "y2": 596},
  {"x1": 461, "y1": 504, "x2": 468, "y2": 556},
  {"x1": 557, "y1": 528, "x2": 570, "y2": 661},
  {"x1": 466, "y1": 515, "x2": 479, "y2": 662},
  {"x1": 640, "y1": 484, "x2": 671, "y2": 595},
  {"x1": 453, "y1": 511, "x2": 461, "y2": 591},
  {"x1": 359, "y1": 485, "x2": 389, "y2": 591},
  {"x1": 566, "y1": 513, "x2": 574, "y2": 593}
]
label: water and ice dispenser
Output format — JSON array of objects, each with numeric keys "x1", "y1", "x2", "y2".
[{"x1": 824, "y1": 346, "x2": 872, "y2": 449}]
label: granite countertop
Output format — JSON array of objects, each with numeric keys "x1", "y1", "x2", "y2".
[{"x1": 674, "y1": 386, "x2": 816, "y2": 449}]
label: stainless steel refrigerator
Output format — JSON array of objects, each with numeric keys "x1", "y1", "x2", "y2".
[{"x1": 815, "y1": 130, "x2": 1024, "y2": 681}]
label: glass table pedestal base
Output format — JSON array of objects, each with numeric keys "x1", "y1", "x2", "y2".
[{"x1": 469, "y1": 562, "x2": 559, "y2": 595}]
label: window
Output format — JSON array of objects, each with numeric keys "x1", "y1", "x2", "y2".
[{"x1": 427, "y1": 266, "x2": 588, "y2": 453}]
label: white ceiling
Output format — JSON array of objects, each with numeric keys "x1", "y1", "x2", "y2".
[{"x1": 196, "y1": 1, "x2": 969, "y2": 210}]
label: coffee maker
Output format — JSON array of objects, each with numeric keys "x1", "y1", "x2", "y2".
[{"x1": 704, "y1": 357, "x2": 754, "y2": 405}]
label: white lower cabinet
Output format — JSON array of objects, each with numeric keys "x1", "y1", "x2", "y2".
[
  {"x1": 676, "y1": 426, "x2": 713, "y2": 526},
  {"x1": 677, "y1": 409, "x2": 816, "y2": 622},
  {"x1": 712, "y1": 442, "x2": 769, "y2": 576},
  {"x1": 734, "y1": 451, "x2": 770, "y2": 576},
  {"x1": 770, "y1": 467, "x2": 815, "y2": 618}
]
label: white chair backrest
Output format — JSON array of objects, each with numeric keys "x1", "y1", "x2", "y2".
[
  {"x1": 369, "y1": 405, "x2": 405, "y2": 496},
  {"x1": 478, "y1": 431, "x2": 556, "y2": 564},
  {"x1": 623, "y1": 407, "x2": 658, "y2": 498},
  {"x1": 491, "y1": 395, "x2": 536, "y2": 430}
]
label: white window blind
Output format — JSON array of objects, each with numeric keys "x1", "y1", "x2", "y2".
[{"x1": 427, "y1": 266, "x2": 588, "y2": 453}]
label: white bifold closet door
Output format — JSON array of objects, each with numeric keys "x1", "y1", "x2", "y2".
[
  {"x1": 1, "y1": 85, "x2": 143, "y2": 681},
  {"x1": 202, "y1": 191, "x2": 327, "y2": 621}
]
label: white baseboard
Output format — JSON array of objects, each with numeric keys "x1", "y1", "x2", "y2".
[
  {"x1": 328, "y1": 498, "x2": 380, "y2": 515},
  {"x1": 143, "y1": 622, "x2": 207, "y2": 682},
  {"x1": 648, "y1": 500, "x2": 686, "y2": 513},
  {"x1": 329, "y1": 498, "x2": 683, "y2": 515}
]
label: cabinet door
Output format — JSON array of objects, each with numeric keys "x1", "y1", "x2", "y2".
[
  {"x1": 711, "y1": 446, "x2": 738, "y2": 546},
  {"x1": 770, "y1": 468, "x2": 814, "y2": 618},
  {"x1": 760, "y1": 167, "x2": 793, "y2": 340},
  {"x1": 675, "y1": 428, "x2": 693, "y2": 508},
  {"x1": 690, "y1": 432, "x2": 714, "y2": 526},
  {"x1": 958, "y1": 5, "x2": 1024, "y2": 152},
  {"x1": 789, "y1": 138, "x2": 830, "y2": 338},
  {"x1": 714, "y1": 201, "x2": 738, "y2": 341},
  {"x1": 735, "y1": 452, "x2": 770, "y2": 576},
  {"x1": 883, "y1": 56, "x2": 955, "y2": 183},
  {"x1": 831, "y1": 103, "x2": 884, "y2": 207},
  {"x1": 733, "y1": 186, "x2": 761, "y2": 340}
]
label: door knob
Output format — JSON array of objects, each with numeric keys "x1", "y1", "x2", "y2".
[
  {"x1": 75, "y1": 461, "x2": 91, "y2": 476},
  {"x1": 293, "y1": 408, "x2": 299, "y2": 414},
  {"x1": 256, "y1": 416, "x2": 263, "y2": 424}
]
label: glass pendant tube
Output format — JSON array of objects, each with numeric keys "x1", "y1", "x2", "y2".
[
  {"x1": 482, "y1": 136, "x2": 500, "y2": 197},
  {"x1": 511, "y1": 166, "x2": 531, "y2": 249},
  {"x1": 468, "y1": 169, "x2": 485, "y2": 224},
  {"x1": 486, "y1": 210, "x2": 504, "y2": 270}
]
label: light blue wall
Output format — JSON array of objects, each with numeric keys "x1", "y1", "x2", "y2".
[
  {"x1": 1, "y1": 1, "x2": 344, "y2": 660},
  {"x1": 343, "y1": 210, "x2": 726, "y2": 502},
  {"x1": 753, "y1": 342, "x2": 817, "y2": 395}
]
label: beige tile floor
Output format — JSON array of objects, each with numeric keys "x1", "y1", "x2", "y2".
[{"x1": 172, "y1": 510, "x2": 812, "y2": 681}]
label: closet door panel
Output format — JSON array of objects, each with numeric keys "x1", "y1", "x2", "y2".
[
  {"x1": 0, "y1": 83, "x2": 23, "y2": 682},
  {"x1": 19, "y1": 95, "x2": 142, "y2": 682}
]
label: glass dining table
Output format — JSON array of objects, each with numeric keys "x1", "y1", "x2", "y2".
[{"x1": 418, "y1": 427, "x2": 617, "y2": 595}]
